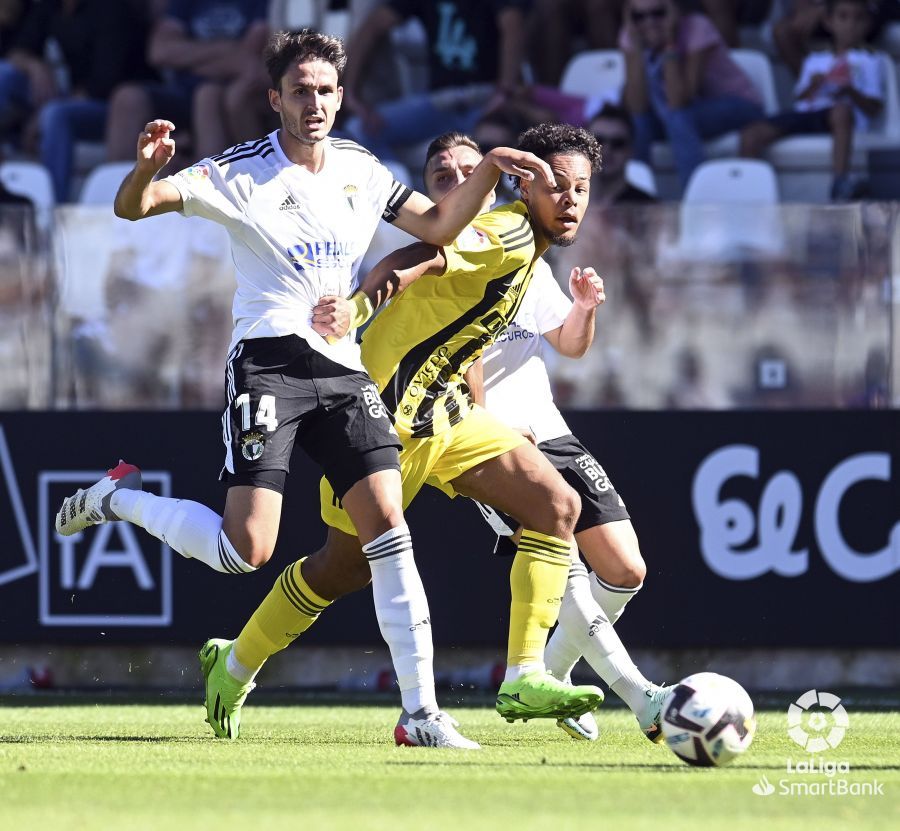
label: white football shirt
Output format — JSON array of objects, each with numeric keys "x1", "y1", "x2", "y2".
[
  {"x1": 794, "y1": 49, "x2": 884, "y2": 130},
  {"x1": 482, "y1": 258, "x2": 572, "y2": 444},
  {"x1": 165, "y1": 130, "x2": 412, "y2": 370}
]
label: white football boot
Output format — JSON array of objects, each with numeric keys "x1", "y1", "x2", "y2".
[
  {"x1": 639, "y1": 683, "x2": 675, "y2": 743},
  {"x1": 557, "y1": 710, "x2": 599, "y2": 741},
  {"x1": 55, "y1": 460, "x2": 142, "y2": 536},
  {"x1": 394, "y1": 709, "x2": 481, "y2": 749}
]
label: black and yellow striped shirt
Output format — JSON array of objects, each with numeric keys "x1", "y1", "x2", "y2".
[{"x1": 361, "y1": 200, "x2": 538, "y2": 439}]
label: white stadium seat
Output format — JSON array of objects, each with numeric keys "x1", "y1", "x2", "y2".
[
  {"x1": 560, "y1": 49, "x2": 624, "y2": 101},
  {"x1": 78, "y1": 162, "x2": 135, "y2": 205},
  {"x1": 683, "y1": 158, "x2": 779, "y2": 203},
  {"x1": 675, "y1": 159, "x2": 785, "y2": 261},
  {"x1": 625, "y1": 159, "x2": 657, "y2": 196},
  {"x1": 0, "y1": 160, "x2": 55, "y2": 233}
]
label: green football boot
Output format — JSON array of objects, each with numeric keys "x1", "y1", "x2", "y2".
[
  {"x1": 496, "y1": 670, "x2": 604, "y2": 723},
  {"x1": 199, "y1": 638, "x2": 255, "y2": 740}
]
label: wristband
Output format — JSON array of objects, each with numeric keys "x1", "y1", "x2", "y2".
[{"x1": 349, "y1": 290, "x2": 375, "y2": 329}]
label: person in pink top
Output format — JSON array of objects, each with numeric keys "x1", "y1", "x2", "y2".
[{"x1": 621, "y1": 0, "x2": 764, "y2": 189}]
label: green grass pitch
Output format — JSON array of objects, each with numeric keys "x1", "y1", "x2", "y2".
[{"x1": 1, "y1": 698, "x2": 898, "y2": 831}]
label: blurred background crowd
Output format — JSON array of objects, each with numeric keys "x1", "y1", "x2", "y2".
[{"x1": 0, "y1": 0, "x2": 898, "y2": 413}]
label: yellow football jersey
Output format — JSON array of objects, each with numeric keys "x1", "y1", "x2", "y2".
[{"x1": 361, "y1": 200, "x2": 538, "y2": 439}]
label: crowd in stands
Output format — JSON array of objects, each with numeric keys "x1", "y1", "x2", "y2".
[
  {"x1": 0, "y1": 0, "x2": 894, "y2": 413},
  {"x1": 0, "y1": 0, "x2": 897, "y2": 203}
]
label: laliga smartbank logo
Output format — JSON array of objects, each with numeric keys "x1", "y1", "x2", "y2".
[
  {"x1": 751, "y1": 690, "x2": 884, "y2": 798},
  {"x1": 787, "y1": 689, "x2": 848, "y2": 752}
]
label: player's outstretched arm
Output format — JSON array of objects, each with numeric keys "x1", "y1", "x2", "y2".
[
  {"x1": 312, "y1": 242, "x2": 446, "y2": 340},
  {"x1": 114, "y1": 119, "x2": 183, "y2": 220},
  {"x1": 544, "y1": 267, "x2": 606, "y2": 359},
  {"x1": 392, "y1": 147, "x2": 557, "y2": 246}
]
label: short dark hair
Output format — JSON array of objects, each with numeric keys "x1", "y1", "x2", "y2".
[
  {"x1": 825, "y1": 0, "x2": 869, "y2": 13},
  {"x1": 423, "y1": 132, "x2": 482, "y2": 178},
  {"x1": 588, "y1": 102, "x2": 634, "y2": 140},
  {"x1": 264, "y1": 29, "x2": 347, "y2": 89},
  {"x1": 515, "y1": 123, "x2": 602, "y2": 185}
]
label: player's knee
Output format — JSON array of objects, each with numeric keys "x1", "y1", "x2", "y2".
[
  {"x1": 227, "y1": 530, "x2": 275, "y2": 568},
  {"x1": 547, "y1": 482, "x2": 580, "y2": 537},
  {"x1": 609, "y1": 554, "x2": 646, "y2": 588}
]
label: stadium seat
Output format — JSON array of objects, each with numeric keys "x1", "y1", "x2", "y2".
[
  {"x1": 78, "y1": 162, "x2": 134, "y2": 205},
  {"x1": 0, "y1": 160, "x2": 55, "y2": 233},
  {"x1": 683, "y1": 158, "x2": 779, "y2": 203},
  {"x1": 625, "y1": 159, "x2": 657, "y2": 196},
  {"x1": 268, "y1": 0, "x2": 317, "y2": 29},
  {"x1": 730, "y1": 49, "x2": 779, "y2": 116},
  {"x1": 559, "y1": 49, "x2": 624, "y2": 101},
  {"x1": 674, "y1": 159, "x2": 785, "y2": 261}
]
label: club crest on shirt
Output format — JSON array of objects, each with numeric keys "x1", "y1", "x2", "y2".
[
  {"x1": 240, "y1": 431, "x2": 266, "y2": 461},
  {"x1": 344, "y1": 184, "x2": 358, "y2": 212}
]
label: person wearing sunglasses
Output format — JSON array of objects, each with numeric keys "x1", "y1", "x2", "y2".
[
  {"x1": 620, "y1": 0, "x2": 764, "y2": 191},
  {"x1": 589, "y1": 103, "x2": 658, "y2": 205}
]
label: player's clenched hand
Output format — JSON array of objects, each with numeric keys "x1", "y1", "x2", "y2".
[
  {"x1": 485, "y1": 147, "x2": 557, "y2": 188},
  {"x1": 569, "y1": 267, "x2": 605, "y2": 310},
  {"x1": 137, "y1": 120, "x2": 176, "y2": 173},
  {"x1": 312, "y1": 295, "x2": 351, "y2": 341}
]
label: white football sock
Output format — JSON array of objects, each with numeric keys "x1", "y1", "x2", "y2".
[
  {"x1": 225, "y1": 646, "x2": 256, "y2": 684},
  {"x1": 555, "y1": 559, "x2": 653, "y2": 716},
  {"x1": 362, "y1": 525, "x2": 437, "y2": 716},
  {"x1": 502, "y1": 663, "x2": 543, "y2": 683},
  {"x1": 590, "y1": 573, "x2": 642, "y2": 624},
  {"x1": 110, "y1": 490, "x2": 255, "y2": 574}
]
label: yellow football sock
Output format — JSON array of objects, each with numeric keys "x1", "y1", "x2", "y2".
[
  {"x1": 232, "y1": 557, "x2": 331, "y2": 672},
  {"x1": 507, "y1": 529, "x2": 572, "y2": 668}
]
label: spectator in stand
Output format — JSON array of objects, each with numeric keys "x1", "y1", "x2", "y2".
[
  {"x1": 695, "y1": 0, "x2": 773, "y2": 47},
  {"x1": 589, "y1": 103, "x2": 657, "y2": 204},
  {"x1": 105, "y1": 0, "x2": 270, "y2": 164},
  {"x1": 0, "y1": 0, "x2": 29, "y2": 145},
  {"x1": 740, "y1": 0, "x2": 883, "y2": 200},
  {"x1": 342, "y1": 0, "x2": 527, "y2": 160},
  {"x1": 6, "y1": 0, "x2": 156, "y2": 201},
  {"x1": 774, "y1": 0, "x2": 899, "y2": 75},
  {"x1": 529, "y1": 0, "x2": 625, "y2": 84},
  {"x1": 621, "y1": 0, "x2": 764, "y2": 191}
]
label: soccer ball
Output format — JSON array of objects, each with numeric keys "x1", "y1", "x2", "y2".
[{"x1": 661, "y1": 672, "x2": 756, "y2": 767}]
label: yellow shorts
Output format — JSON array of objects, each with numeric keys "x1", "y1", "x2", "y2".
[{"x1": 320, "y1": 405, "x2": 526, "y2": 536}]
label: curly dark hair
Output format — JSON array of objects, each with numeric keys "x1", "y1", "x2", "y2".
[
  {"x1": 264, "y1": 29, "x2": 347, "y2": 89},
  {"x1": 515, "y1": 123, "x2": 602, "y2": 184}
]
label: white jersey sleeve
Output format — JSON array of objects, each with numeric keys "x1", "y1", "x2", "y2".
[
  {"x1": 482, "y1": 256, "x2": 571, "y2": 444},
  {"x1": 530, "y1": 259, "x2": 573, "y2": 335},
  {"x1": 165, "y1": 160, "x2": 246, "y2": 229}
]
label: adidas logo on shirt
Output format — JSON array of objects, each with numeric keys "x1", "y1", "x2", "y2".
[{"x1": 279, "y1": 194, "x2": 301, "y2": 211}]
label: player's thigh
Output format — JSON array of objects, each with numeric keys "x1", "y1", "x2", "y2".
[
  {"x1": 301, "y1": 355, "x2": 404, "y2": 542},
  {"x1": 450, "y1": 438, "x2": 580, "y2": 535},
  {"x1": 576, "y1": 519, "x2": 646, "y2": 588},
  {"x1": 341, "y1": 467, "x2": 405, "y2": 543},
  {"x1": 319, "y1": 434, "x2": 447, "y2": 542},
  {"x1": 222, "y1": 484, "x2": 283, "y2": 559}
]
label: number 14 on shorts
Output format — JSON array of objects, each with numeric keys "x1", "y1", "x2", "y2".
[{"x1": 234, "y1": 393, "x2": 279, "y2": 432}]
